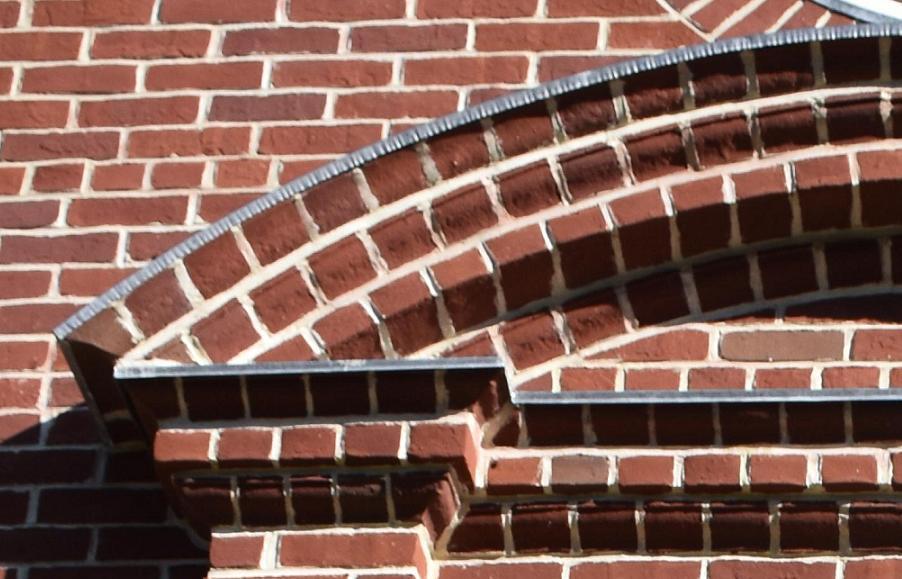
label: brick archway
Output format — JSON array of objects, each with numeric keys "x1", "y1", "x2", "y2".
[{"x1": 56, "y1": 24, "x2": 902, "y2": 578}]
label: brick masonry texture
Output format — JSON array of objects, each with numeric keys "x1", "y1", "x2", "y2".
[{"x1": 3, "y1": 0, "x2": 902, "y2": 578}]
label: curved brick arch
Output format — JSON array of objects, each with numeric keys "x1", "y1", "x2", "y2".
[
  {"x1": 238, "y1": 144, "x2": 901, "y2": 369},
  {"x1": 54, "y1": 25, "x2": 902, "y2": 443}
]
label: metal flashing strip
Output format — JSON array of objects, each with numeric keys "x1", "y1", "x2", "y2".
[
  {"x1": 515, "y1": 388, "x2": 902, "y2": 404},
  {"x1": 813, "y1": 0, "x2": 902, "y2": 23},
  {"x1": 54, "y1": 23, "x2": 902, "y2": 341},
  {"x1": 113, "y1": 357, "x2": 504, "y2": 380},
  {"x1": 117, "y1": 358, "x2": 902, "y2": 405}
]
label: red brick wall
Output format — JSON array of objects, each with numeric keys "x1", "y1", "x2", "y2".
[{"x1": 0, "y1": 0, "x2": 870, "y2": 577}]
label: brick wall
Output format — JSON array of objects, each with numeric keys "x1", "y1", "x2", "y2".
[{"x1": 0, "y1": 0, "x2": 882, "y2": 578}]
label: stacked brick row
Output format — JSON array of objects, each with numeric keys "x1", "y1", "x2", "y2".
[
  {"x1": 518, "y1": 305, "x2": 902, "y2": 393},
  {"x1": 496, "y1": 399, "x2": 902, "y2": 447},
  {"x1": 485, "y1": 451, "x2": 902, "y2": 494},
  {"x1": 448, "y1": 499, "x2": 902, "y2": 554},
  {"x1": 207, "y1": 530, "x2": 902, "y2": 578},
  {"x1": 152, "y1": 424, "x2": 902, "y2": 494}
]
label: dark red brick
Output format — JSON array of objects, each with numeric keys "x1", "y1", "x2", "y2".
[
  {"x1": 238, "y1": 476, "x2": 286, "y2": 527},
  {"x1": 626, "y1": 271, "x2": 688, "y2": 326},
  {"x1": 860, "y1": 150, "x2": 902, "y2": 228},
  {"x1": 548, "y1": 207, "x2": 616, "y2": 289},
  {"x1": 302, "y1": 173, "x2": 368, "y2": 233},
  {"x1": 733, "y1": 165, "x2": 792, "y2": 243},
  {"x1": 313, "y1": 305, "x2": 383, "y2": 360},
  {"x1": 559, "y1": 143, "x2": 623, "y2": 200},
  {"x1": 501, "y1": 311, "x2": 565, "y2": 370},
  {"x1": 310, "y1": 372, "x2": 370, "y2": 416},
  {"x1": 822, "y1": 37, "x2": 880, "y2": 84},
  {"x1": 183, "y1": 232, "x2": 251, "y2": 299},
  {"x1": 362, "y1": 147, "x2": 426, "y2": 206},
  {"x1": 492, "y1": 102, "x2": 555, "y2": 158},
  {"x1": 755, "y1": 43, "x2": 814, "y2": 96},
  {"x1": 849, "y1": 502, "x2": 902, "y2": 551},
  {"x1": 710, "y1": 502, "x2": 770, "y2": 552},
  {"x1": 625, "y1": 127, "x2": 687, "y2": 182},
  {"x1": 250, "y1": 269, "x2": 317, "y2": 333},
  {"x1": 369, "y1": 209, "x2": 436, "y2": 268},
  {"x1": 624, "y1": 66, "x2": 682, "y2": 119},
  {"x1": 592, "y1": 405, "x2": 649, "y2": 445},
  {"x1": 825, "y1": 239, "x2": 882, "y2": 288},
  {"x1": 496, "y1": 161, "x2": 560, "y2": 217},
  {"x1": 486, "y1": 225, "x2": 554, "y2": 311},
  {"x1": 555, "y1": 84, "x2": 617, "y2": 138},
  {"x1": 577, "y1": 501, "x2": 637, "y2": 552},
  {"x1": 338, "y1": 474, "x2": 388, "y2": 523},
  {"x1": 671, "y1": 175, "x2": 729, "y2": 259},
  {"x1": 448, "y1": 504, "x2": 504, "y2": 552},
  {"x1": 655, "y1": 404, "x2": 715, "y2": 445},
  {"x1": 720, "y1": 404, "x2": 781, "y2": 444},
  {"x1": 180, "y1": 376, "x2": 243, "y2": 421},
  {"x1": 758, "y1": 103, "x2": 818, "y2": 153},
  {"x1": 692, "y1": 113, "x2": 753, "y2": 168},
  {"x1": 245, "y1": 374, "x2": 307, "y2": 418},
  {"x1": 826, "y1": 93, "x2": 885, "y2": 144},
  {"x1": 431, "y1": 249, "x2": 497, "y2": 331},
  {"x1": 785, "y1": 403, "x2": 845, "y2": 444},
  {"x1": 693, "y1": 256, "x2": 753, "y2": 312},
  {"x1": 526, "y1": 405, "x2": 584, "y2": 446},
  {"x1": 644, "y1": 501, "x2": 703, "y2": 552},
  {"x1": 290, "y1": 475, "x2": 335, "y2": 525},
  {"x1": 780, "y1": 502, "x2": 839, "y2": 552},
  {"x1": 242, "y1": 201, "x2": 310, "y2": 265},
  {"x1": 371, "y1": 274, "x2": 442, "y2": 356},
  {"x1": 432, "y1": 183, "x2": 498, "y2": 244},
  {"x1": 689, "y1": 52, "x2": 747, "y2": 107},
  {"x1": 610, "y1": 189, "x2": 671, "y2": 269},
  {"x1": 308, "y1": 236, "x2": 377, "y2": 299},
  {"x1": 511, "y1": 503, "x2": 571, "y2": 553},
  {"x1": 192, "y1": 300, "x2": 258, "y2": 362},
  {"x1": 427, "y1": 124, "x2": 490, "y2": 179},
  {"x1": 757, "y1": 245, "x2": 818, "y2": 299}
]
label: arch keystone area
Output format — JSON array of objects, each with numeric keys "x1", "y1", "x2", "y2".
[{"x1": 53, "y1": 24, "x2": 902, "y2": 576}]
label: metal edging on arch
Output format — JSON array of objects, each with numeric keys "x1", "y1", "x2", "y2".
[
  {"x1": 112, "y1": 357, "x2": 902, "y2": 404},
  {"x1": 812, "y1": 0, "x2": 902, "y2": 23},
  {"x1": 515, "y1": 388, "x2": 902, "y2": 405},
  {"x1": 113, "y1": 357, "x2": 504, "y2": 379},
  {"x1": 55, "y1": 23, "x2": 902, "y2": 341}
]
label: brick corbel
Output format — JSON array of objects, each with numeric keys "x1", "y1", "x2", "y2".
[{"x1": 130, "y1": 366, "x2": 506, "y2": 546}]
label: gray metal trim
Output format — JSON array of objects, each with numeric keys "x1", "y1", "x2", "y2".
[
  {"x1": 464, "y1": 493, "x2": 902, "y2": 504},
  {"x1": 514, "y1": 388, "x2": 902, "y2": 404},
  {"x1": 54, "y1": 23, "x2": 902, "y2": 342},
  {"x1": 114, "y1": 357, "x2": 503, "y2": 380},
  {"x1": 116, "y1": 358, "x2": 902, "y2": 405},
  {"x1": 812, "y1": 0, "x2": 902, "y2": 23}
]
